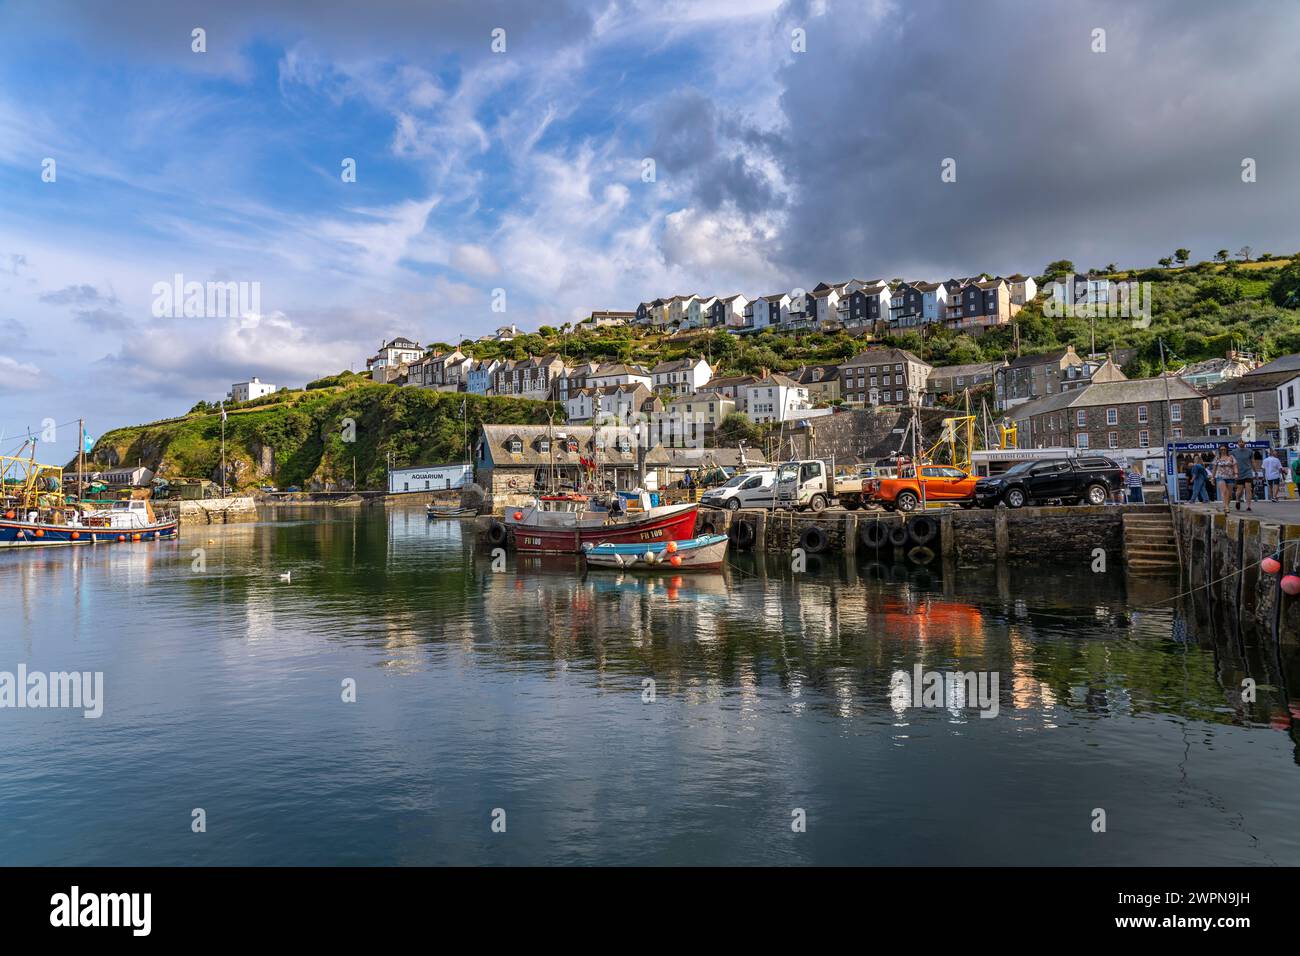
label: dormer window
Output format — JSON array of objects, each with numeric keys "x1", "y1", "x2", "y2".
[
  {"x1": 538, "y1": 439, "x2": 550, "y2": 452},
  {"x1": 505, "y1": 435, "x2": 523, "y2": 454}
]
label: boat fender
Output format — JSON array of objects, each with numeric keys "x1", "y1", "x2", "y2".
[
  {"x1": 887, "y1": 524, "x2": 909, "y2": 548},
  {"x1": 799, "y1": 525, "x2": 829, "y2": 555},
  {"x1": 859, "y1": 521, "x2": 889, "y2": 550},
  {"x1": 732, "y1": 520, "x2": 755, "y2": 549},
  {"x1": 485, "y1": 520, "x2": 508, "y2": 546},
  {"x1": 906, "y1": 515, "x2": 938, "y2": 547},
  {"x1": 642, "y1": 550, "x2": 657, "y2": 564}
]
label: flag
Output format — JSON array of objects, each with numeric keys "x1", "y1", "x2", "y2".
[
  {"x1": 83, "y1": 432, "x2": 94, "y2": 453},
  {"x1": 220, "y1": 402, "x2": 227, "y2": 422}
]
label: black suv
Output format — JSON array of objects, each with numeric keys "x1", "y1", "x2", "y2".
[{"x1": 974, "y1": 456, "x2": 1124, "y2": 508}]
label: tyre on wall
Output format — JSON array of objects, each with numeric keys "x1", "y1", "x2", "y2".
[
  {"x1": 906, "y1": 515, "x2": 938, "y2": 547},
  {"x1": 890, "y1": 564, "x2": 910, "y2": 584},
  {"x1": 799, "y1": 525, "x2": 829, "y2": 554},
  {"x1": 486, "y1": 520, "x2": 508, "y2": 546},
  {"x1": 859, "y1": 521, "x2": 889, "y2": 550},
  {"x1": 888, "y1": 524, "x2": 909, "y2": 548},
  {"x1": 700, "y1": 518, "x2": 718, "y2": 536},
  {"x1": 907, "y1": 545, "x2": 936, "y2": 566},
  {"x1": 731, "y1": 519, "x2": 755, "y2": 550}
]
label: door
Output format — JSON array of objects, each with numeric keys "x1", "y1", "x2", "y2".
[
  {"x1": 1025, "y1": 459, "x2": 1072, "y2": 499},
  {"x1": 920, "y1": 466, "x2": 964, "y2": 501},
  {"x1": 740, "y1": 474, "x2": 774, "y2": 508}
]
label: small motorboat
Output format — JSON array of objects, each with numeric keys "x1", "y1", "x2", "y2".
[
  {"x1": 427, "y1": 504, "x2": 477, "y2": 518},
  {"x1": 582, "y1": 533, "x2": 729, "y2": 571}
]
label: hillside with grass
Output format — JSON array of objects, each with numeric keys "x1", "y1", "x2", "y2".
[{"x1": 85, "y1": 374, "x2": 556, "y2": 492}]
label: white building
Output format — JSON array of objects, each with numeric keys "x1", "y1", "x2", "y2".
[
  {"x1": 587, "y1": 363, "x2": 652, "y2": 391},
  {"x1": 387, "y1": 463, "x2": 473, "y2": 494},
  {"x1": 228, "y1": 377, "x2": 278, "y2": 403},
  {"x1": 650, "y1": 356, "x2": 712, "y2": 398},
  {"x1": 366, "y1": 337, "x2": 424, "y2": 381},
  {"x1": 1279, "y1": 372, "x2": 1300, "y2": 451},
  {"x1": 744, "y1": 374, "x2": 810, "y2": 424}
]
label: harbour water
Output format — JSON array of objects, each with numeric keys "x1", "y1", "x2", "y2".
[{"x1": 2, "y1": 503, "x2": 1297, "y2": 866}]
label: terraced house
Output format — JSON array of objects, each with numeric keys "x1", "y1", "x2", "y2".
[
  {"x1": 491, "y1": 354, "x2": 567, "y2": 400},
  {"x1": 650, "y1": 356, "x2": 712, "y2": 398},
  {"x1": 838, "y1": 349, "x2": 932, "y2": 406},
  {"x1": 837, "y1": 280, "x2": 892, "y2": 330},
  {"x1": 1010, "y1": 378, "x2": 1209, "y2": 451},
  {"x1": 942, "y1": 277, "x2": 1014, "y2": 332}
]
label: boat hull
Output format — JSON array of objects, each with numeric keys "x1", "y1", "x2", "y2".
[
  {"x1": 0, "y1": 518, "x2": 180, "y2": 548},
  {"x1": 509, "y1": 504, "x2": 698, "y2": 554},
  {"x1": 583, "y1": 533, "x2": 728, "y2": 571}
]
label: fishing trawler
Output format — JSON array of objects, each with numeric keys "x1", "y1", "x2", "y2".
[
  {"x1": 501, "y1": 491, "x2": 698, "y2": 554},
  {"x1": 0, "y1": 445, "x2": 179, "y2": 548}
]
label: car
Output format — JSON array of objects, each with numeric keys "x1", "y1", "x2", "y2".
[
  {"x1": 700, "y1": 470, "x2": 777, "y2": 511},
  {"x1": 868, "y1": 464, "x2": 978, "y2": 512},
  {"x1": 974, "y1": 455, "x2": 1123, "y2": 508}
]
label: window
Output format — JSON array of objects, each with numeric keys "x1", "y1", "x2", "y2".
[
  {"x1": 1137, "y1": 405, "x2": 1148, "y2": 424},
  {"x1": 1287, "y1": 385, "x2": 1295, "y2": 408},
  {"x1": 538, "y1": 439, "x2": 550, "y2": 452},
  {"x1": 1076, "y1": 410, "x2": 1087, "y2": 427},
  {"x1": 895, "y1": 390, "x2": 904, "y2": 402},
  {"x1": 1076, "y1": 432, "x2": 1089, "y2": 449},
  {"x1": 1108, "y1": 432, "x2": 1119, "y2": 449},
  {"x1": 1244, "y1": 392, "x2": 1255, "y2": 408},
  {"x1": 1172, "y1": 427, "x2": 1183, "y2": 439},
  {"x1": 508, "y1": 439, "x2": 523, "y2": 453},
  {"x1": 1106, "y1": 407, "x2": 1118, "y2": 425},
  {"x1": 1170, "y1": 403, "x2": 1182, "y2": 422},
  {"x1": 1138, "y1": 430, "x2": 1150, "y2": 448}
]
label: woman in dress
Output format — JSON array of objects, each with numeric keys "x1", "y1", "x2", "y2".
[{"x1": 1211, "y1": 445, "x2": 1238, "y2": 513}]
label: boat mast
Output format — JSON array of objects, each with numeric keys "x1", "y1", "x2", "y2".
[{"x1": 78, "y1": 418, "x2": 85, "y2": 500}]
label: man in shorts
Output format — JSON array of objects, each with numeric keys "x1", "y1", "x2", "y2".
[{"x1": 1229, "y1": 437, "x2": 1255, "y2": 512}]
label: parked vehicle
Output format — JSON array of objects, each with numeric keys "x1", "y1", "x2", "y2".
[
  {"x1": 700, "y1": 470, "x2": 777, "y2": 511},
  {"x1": 831, "y1": 466, "x2": 876, "y2": 510},
  {"x1": 775, "y1": 459, "x2": 831, "y2": 512},
  {"x1": 974, "y1": 455, "x2": 1123, "y2": 508},
  {"x1": 867, "y1": 464, "x2": 978, "y2": 512}
]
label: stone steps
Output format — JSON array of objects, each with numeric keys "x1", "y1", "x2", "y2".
[{"x1": 1122, "y1": 510, "x2": 1178, "y2": 575}]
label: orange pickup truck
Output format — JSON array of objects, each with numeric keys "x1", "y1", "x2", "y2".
[{"x1": 866, "y1": 465, "x2": 978, "y2": 512}]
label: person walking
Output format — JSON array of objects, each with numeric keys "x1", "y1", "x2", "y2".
[
  {"x1": 1212, "y1": 445, "x2": 1238, "y2": 513},
  {"x1": 1189, "y1": 456, "x2": 1211, "y2": 503},
  {"x1": 1262, "y1": 448, "x2": 1283, "y2": 503},
  {"x1": 1229, "y1": 437, "x2": 1255, "y2": 512},
  {"x1": 1126, "y1": 464, "x2": 1144, "y2": 504}
]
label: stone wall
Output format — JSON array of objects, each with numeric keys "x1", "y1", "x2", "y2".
[{"x1": 179, "y1": 496, "x2": 258, "y2": 525}]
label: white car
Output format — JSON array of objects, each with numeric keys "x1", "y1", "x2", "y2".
[{"x1": 700, "y1": 470, "x2": 777, "y2": 511}]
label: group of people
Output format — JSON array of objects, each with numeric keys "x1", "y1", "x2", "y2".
[{"x1": 1179, "y1": 438, "x2": 1298, "y2": 512}]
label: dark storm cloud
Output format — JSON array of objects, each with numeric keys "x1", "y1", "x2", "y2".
[
  {"x1": 650, "y1": 90, "x2": 782, "y2": 215},
  {"x1": 671, "y1": 0, "x2": 1300, "y2": 281}
]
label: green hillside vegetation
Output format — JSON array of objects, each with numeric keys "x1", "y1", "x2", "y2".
[{"x1": 87, "y1": 376, "x2": 556, "y2": 491}]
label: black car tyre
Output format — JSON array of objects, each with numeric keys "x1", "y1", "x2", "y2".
[
  {"x1": 1085, "y1": 484, "x2": 1108, "y2": 506},
  {"x1": 727, "y1": 498, "x2": 741, "y2": 511},
  {"x1": 1004, "y1": 488, "x2": 1026, "y2": 508},
  {"x1": 896, "y1": 491, "x2": 919, "y2": 512}
]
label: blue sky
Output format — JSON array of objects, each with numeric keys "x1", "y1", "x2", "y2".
[{"x1": 1, "y1": 0, "x2": 1297, "y2": 464}]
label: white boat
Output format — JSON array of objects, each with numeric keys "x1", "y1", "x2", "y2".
[{"x1": 582, "y1": 533, "x2": 729, "y2": 571}]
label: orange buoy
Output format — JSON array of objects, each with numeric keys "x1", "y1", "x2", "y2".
[
  {"x1": 4, "y1": 510, "x2": 13, "y2": 520},
  {"x1": 1262, "y1": 556, "x2": 1282, "y2": 575},
  {"x1": 665, "y1": 541, "x2": 677, "y2": 554},
  {"x1": 513, "y1": 511, "x2": 523, "y2": 520},
  {"x1": 1281, "y1": 574, "x2": 1300, "y2": 597},
  {"x1": 71, "y1": 532, "x2": 80, "y2": 540},
  {"x1": 670, "y1": 554, "x2": 682, "y2": 566},
  {"x1": 132, "y1": 533, "x2": 141, "y2": 541},
  {"x1": 34, "y1": 529, "x2": 44, "y2": 537},
  {"x1": 116, "y1": 535, "x2": 125, "y2": 542}
]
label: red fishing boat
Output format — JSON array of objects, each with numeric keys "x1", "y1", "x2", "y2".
[{"x1": 503, "y1": 492, "x2": 698, "y2": 554}]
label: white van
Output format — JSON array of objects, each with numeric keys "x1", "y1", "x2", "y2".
[{"x1": 700, "y1": 470, "x2": 777, "y2": 511}]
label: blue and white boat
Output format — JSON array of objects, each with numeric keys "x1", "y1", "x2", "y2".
[{"x1": 582, "y1": 533, "x2": 729, "y2": 571}]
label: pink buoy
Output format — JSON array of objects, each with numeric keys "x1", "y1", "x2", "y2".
[
  {"x1": 1281, "y1": 574, "x2": 1300, "y2": 597},
  {"x1": 1261, "y1": 556, "x2": 1282, "y2": 575}
]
